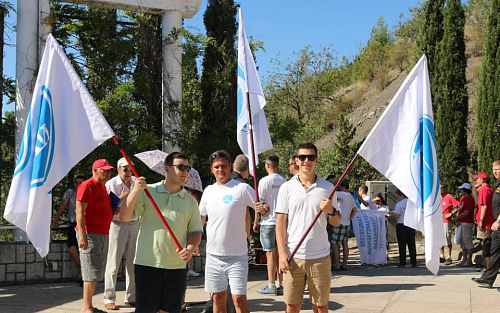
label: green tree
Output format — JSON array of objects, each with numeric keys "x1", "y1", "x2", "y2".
[
  {"x1": 417, "y1": 0, "x2": 444, "y2": 113},
  {"x1": 476, "y1": 0, "x2": 500, "y2": 174},
  {"x1": 434, "y1": 0, "x2": 469, "y2": 191},
  {"x1": 197, "y1": 0, "x2": 238, "y2": 181}
]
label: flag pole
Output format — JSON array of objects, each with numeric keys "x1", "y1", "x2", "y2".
[
  {"x1": 112, "y1": 136, "x2": 182, "y2": 250},
  {"x1": 246, "y1": 92, "x2": 260, "y2": 200},
  {"x1": 287, "y1": 153, "x2": 360, "y2": 262}
]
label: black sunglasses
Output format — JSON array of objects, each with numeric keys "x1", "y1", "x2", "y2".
[
  {"x1": 170, "y1": 164, "x2": 192, "y2": 172},
  {"x1": 122, "y1": 168, "x2": 132, "y2": 173},
  {"x1": 210, "y1": 152, "x2": 227, "y2": 162},
  {"x1": 297, "y1": 154, "x2": 317, "y2": 162}
]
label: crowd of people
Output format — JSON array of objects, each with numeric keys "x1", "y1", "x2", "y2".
[{"x1": 51, "y1": 145, "x2": 500, "y2": 313}]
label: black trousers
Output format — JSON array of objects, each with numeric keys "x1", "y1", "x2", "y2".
[
  {"x1": 396, "y1": 224, "x2": 417, "y2": 266},
  {"x1": 481, "y1": 231, "x2": 500, "y2": 284}
]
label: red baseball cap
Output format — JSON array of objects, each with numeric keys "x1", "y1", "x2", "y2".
[
  {"x1": 92, "y1": 159, "x2": 115, "y2": 170},
  {"x1": 474, "y1": 172, "x2": 488, "y2": 179}
]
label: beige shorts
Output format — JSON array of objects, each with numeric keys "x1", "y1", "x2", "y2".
[
  {"x1": 477, "y1": 228, "x2": 492, "y2": 240},
  {"x1": 443, "y1": 222, "x2": 452, "y2": 245},
  {"x1": 459, "y1": 223, "x2": 474, "y2": 250},
  {"x1": 283, "y1": 255, "x2": 331, "y2": 306}
]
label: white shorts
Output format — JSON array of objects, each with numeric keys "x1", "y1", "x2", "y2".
[{"x1": 204, "y1": 254, "x2": 248, "y2": 295}]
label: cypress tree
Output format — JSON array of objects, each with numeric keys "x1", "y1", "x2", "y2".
[
  {"x1": 417, "y1": 0, "x2": 444, "y2": 114},
  {"x1": 198, "y1": 0, "x2": 238, "y2": 175},
  {"x1": 434, "y1": 0, "x2": 469, "y2": 191},
  {"x1": 476, "y1": 0, "x2": 500, "y2": 174}
]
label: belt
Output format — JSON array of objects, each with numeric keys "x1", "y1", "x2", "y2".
[{"x1": 113, "y1": 220, "x2": 138, "y2": 225}]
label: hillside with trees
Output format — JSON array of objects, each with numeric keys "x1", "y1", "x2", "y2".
[{"x1": 0, "y1": 0, "x2": 498, "y2": 235}]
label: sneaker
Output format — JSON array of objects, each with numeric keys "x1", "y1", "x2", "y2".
[
  {"x1": 277, "y1": 285, "x2": 283, "y2": 296},
  {"x1": 257, "y1": 286, "x2": 277, "y2": 295},
  {"x1": 187, "y1": 269, "x2": 200, "y2": 277}
]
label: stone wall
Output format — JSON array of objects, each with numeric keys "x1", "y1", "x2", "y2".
[{"x1": 0, "y1": 239, "x2": 206, "y2": 286}]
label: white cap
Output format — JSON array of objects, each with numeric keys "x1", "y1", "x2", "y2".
[
  {"x1": 458, "y1": 183, "x2": 471, "y2": 190},
  {"x1": 117, "y1": 157, "x2": 134, "y2": 168}
]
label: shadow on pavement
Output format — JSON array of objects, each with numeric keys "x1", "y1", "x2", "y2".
[{"x1": 331, "y1": 282, "x2": 433, "y2": 293}]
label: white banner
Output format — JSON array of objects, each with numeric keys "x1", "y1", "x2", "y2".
[
  {"x1": 4, "y1": 34, "x2": 115, "y2": 257},
  {"x1": 352, "y1": 209, "x2": 388, "y2": 265}
]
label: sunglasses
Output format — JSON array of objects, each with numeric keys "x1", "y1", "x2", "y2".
[
  {"x1": 297, "y1": 154, "x2": 317, "y2": 162},
  {"x1": 170, "y1": 164, "x2": 192, "y2": 172},
  {"x1": 210, "y1": 152, "x2": 228, "y2": 162},
  {"x1": 122, "y1": 168, "x2": 132, "y2": 173}
]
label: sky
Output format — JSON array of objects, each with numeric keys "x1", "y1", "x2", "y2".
[{"x1": 2, "y1": 0, "x2": 419, "y2": 115}]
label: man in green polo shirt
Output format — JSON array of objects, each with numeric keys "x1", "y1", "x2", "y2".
[{"x1": 121, "y1": 152, "x2": 203, "y2": 313}]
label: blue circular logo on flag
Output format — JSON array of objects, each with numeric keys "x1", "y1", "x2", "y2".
[
  {"x1": 14, "y1": 86, "x2": 55, "y2": 188},
  {"x1": 409, "y1": 115, "x2": 440, "y2": 213}
]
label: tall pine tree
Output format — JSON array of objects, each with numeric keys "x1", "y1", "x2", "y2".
[
  {"x1": 476, "y1": 0, "x2": 500, "y2": 174},
  {"x1": 417, "y1": 0, "x2": 444, "y2": 114},
  {"x1": 434, "y1": 0, "x2": 469, "y2": 191},
  {"x1": 198, "y1": 0, "x2": 238, "y2": 179}
]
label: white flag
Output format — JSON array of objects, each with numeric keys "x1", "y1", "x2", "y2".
[
  {"x1": 237, "y1": 8, "x2": 272, "y2": 176},
  {"x1": 357, "y1": 55, "x2": 445, "y2": 274},
  {"x1": 4, "y1": 34, "x2": 115, "y2": 257}
]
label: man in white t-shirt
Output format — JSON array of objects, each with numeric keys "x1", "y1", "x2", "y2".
[
  {"x1": 331, "y1": 179, "x2": 357, "y2": 271},
  {"x1": 276, "y1": 142, "x2": 341, "y2": 313},
  {"x1": 387, "y1": 189, "x2": 416, "y2": 267},
  {"x1": 199, "y1": 150, "x2": 264, "y2": 313},
  {"x1": 357, "y1": 185, "x2": 376, "y2": 210},
  {"x1": 253, "y1": 155, "x2": 286, "y2": 296}
]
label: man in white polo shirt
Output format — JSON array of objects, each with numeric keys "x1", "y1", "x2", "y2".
[
  {"x1": 276, "y1": 142, "x2": 341, "y2": 313},
  {"x1": 199, "y1": 150, "x2": 264, "y2": 313}
]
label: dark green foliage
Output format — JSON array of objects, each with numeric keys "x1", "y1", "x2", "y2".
[
  {"x1": 476, "y1": 0, "x2": 500, "y2": 174},
  {"x1": 434, "y1": 0, "x2": 469, "y2": 191},
  {"x1": 417, "y1": 0, "x2": 445, "y2": 113},
  {"x1": 197, "y1": 0, "x2": 238, "y2": 182}
]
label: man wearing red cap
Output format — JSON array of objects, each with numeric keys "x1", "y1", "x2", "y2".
[
  {"x1": 76, "y1": 159, "x2": 115, "y2": 313},
  {"x1": 472, "y1": 160, "x2": 500, "y2": 289},
  {"x1": 474, "y1": 172, "x2": 494, "y2": 271}
]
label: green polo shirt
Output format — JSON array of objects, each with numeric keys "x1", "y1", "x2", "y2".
[{"x1": 134, "y1": 181, "x2": 203, "y2": 269}]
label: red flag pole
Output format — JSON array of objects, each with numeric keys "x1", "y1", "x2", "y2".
[
  {"x1": 246, "y1": 92, "x2": 260, "y2": 201},
  {"x1": 112, "y1": 136, "x2": 182, "y2": 250},
  {"x1": 287, "y1": 153, "x2": 360, "y2": 262}
]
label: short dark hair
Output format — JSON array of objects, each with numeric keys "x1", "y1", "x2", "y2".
[
  {"x1": 359, "y1": 185, "x2": 368, "y2": 193},
  {"x1": 209, "y1": 150, "x2": 232, "y2": 165},
  {"x1": 340, "y1": 179, "x2": 349, "y2": 189},
  {"x1": 75, "y1": 175, "x2": 85, "y2": 181},
  {"x1": 164, "y1": 152, "x2": 189, "y2": 166},
  {"x1": 395, "y1": 189, "x2": 406, "y2": 198},
  {"x1": 289, "y1": 155, "x2": 297, "y2": 166},
  {"x1": 266, "y1": 155, "x2": 279, "y2": 169},
  {"x1": 326, "y1": 174, "x2": 336, "y2": 181},
  {"x1": 462, "y1": 188, "x2": 472, "y2": 195},
  {"x1": 375, "y1": 192, "x2": 387, "y2": 205},
  {"x1": 297, "y1": 142, "x2": 318, "y2": 155}
]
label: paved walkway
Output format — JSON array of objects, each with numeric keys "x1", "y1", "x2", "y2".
[{"x1": 0, "y1": 240, "x2": 497, "y2": 312}]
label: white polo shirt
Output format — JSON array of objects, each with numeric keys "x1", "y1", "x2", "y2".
[
  {"x1": 337, "y1": 190, "x2": 356, "y2": 226},
  {"x1": 258, "y1": 173, "x2": 287, "y2": 226},
  {"x1": 199, "y1": 179, "x2": 255, "y2": 256},
  {"x1": 275, "y1": 176, "x2": 337, "y2": 260}
]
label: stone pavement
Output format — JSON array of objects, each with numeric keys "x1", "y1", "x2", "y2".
[{"x1": 0, "y1": 240, "x2": 498, "y2": 312}]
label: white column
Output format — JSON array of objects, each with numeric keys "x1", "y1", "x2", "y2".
[
  {"x1": 161, "y1": 10, "x2": 182, "y2": 153},
  {"x1": 15, "y1": 0, "x2": 39, "y2": 154}
]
